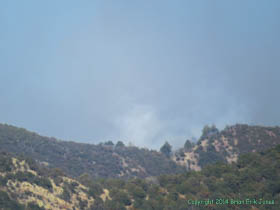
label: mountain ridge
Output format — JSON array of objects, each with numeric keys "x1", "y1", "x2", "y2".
[
  {"x1": 1, "y1": 140, "x2": 280, "y2": 209},
  {"x1": 0, "y1": 123, "x2": 184, "y2": 179},
  {"x1": 173, "y1": 124, "x2": 280, "y2": 171},
  {"x1": 2, "y1": 122, "x2": 280, "y2": 180}
]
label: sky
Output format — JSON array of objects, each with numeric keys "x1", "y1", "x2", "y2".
[{"x1": 1, "y1": 1, "x2": 280, "y2": 149}]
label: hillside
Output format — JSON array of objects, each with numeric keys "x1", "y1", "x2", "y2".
[
  {"x1": 0, "y1": 152, "x2": 97, "y2": 209},
  {"x1": 2, "y1": 123, "x2": 280, "y2": 179},
  {"x1": 1, "y1": 142, "x2": 280, "y2": 209},
  {"x1": 0, "y1": 124, "x2": 184, "y2": 179},
  {"x1": 94, "y1": 144, "x2": 280, "y2": 210},
  {"x1": 173, "y1": 124, "x2": 280, "y2": 171}
]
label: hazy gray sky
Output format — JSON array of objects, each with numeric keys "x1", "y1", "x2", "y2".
[{"x1": 1, "y1": 1, "x2": 280, "y2": 149}]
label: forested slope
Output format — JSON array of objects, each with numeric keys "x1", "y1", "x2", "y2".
[
  {"x1": 0, "y1": 123, "x2": 184, "y2": 179},
  {"x1": 1, "y1": 143, "x2": 279, "y2": 209}
]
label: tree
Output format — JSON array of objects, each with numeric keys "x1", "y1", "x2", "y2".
[
  {"x1": 184, "y1": 140, "x2": 193, "y2": 151},
  {"x1": 115, "y1": 141, "x2": 125, "y2": 148},
  {"x1": 90, "y1": 197, "x2": 104, "y2": 210},
  {"x1": 104, "y1": 141, "x2": 114, "y2": 146},
  {"x1": 104, "y1": 200, "x2": 126, "y2": 210},
  {"x1": 114, "y1": 191, "x2": 131, "y2": 206},
  {"x1": 26, "y1": 202, "x2": 45, "y2": 210},
  {"x1": 0, "y1": 190, "x2": 24, "y2": 210},
  {"x1": 201, "y1": 124, "x2": 219, "y2": 138},
  {"x1": 160, "y1": 142, "x2": 172, "y2": 158}
]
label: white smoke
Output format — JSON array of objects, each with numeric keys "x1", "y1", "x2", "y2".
[{"x1": 116, "y1": 104, "x2": 162, "y2": 148}]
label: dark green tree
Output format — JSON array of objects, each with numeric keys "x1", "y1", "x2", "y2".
[
  {"x1": 26, "y1": 202, "x2": 45, "y2": 210},
  {"x1": 104, "y1": 141, "x2": 114, "y2": 146},
  {"x1": 184, "y1": 139, "x2": 193, "y2": 151},
  {"x1": 89, "y1": 197, "x2": 104, "y2": 210},
  {"x1": 115, "y1": 141, "x2": 125, "y2": 148},
  {"x1": 201, "y1": 124, "x2": 219, "y2": 138},
  {"x1": 160, "y1": 142, "x2": 172, "y2": 158},
  {"x1": 0, "y1": 191, "x2": 24, "y2": 210}
]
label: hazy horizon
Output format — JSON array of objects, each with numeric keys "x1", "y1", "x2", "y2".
[{"x1": 1, "y1": 1, "x2": 280, "y2": 149}]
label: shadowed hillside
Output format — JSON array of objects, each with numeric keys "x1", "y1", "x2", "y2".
[{"x1": 0, "y1": 123, "x2": 184, "y2": 179}]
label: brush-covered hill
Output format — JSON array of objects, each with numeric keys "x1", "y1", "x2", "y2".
[
  {"x1": 0, "y1": 152, "x2": 99, "y2": 210},
  {"x1": 0, "y1": 123, "x2": 184, "y2": 179},
  {"x1": 95, "y1": 144, "x2": 280, "y2": 210},
  {"x1": 2, "y1": 142, "x2": 279, "y2": 209},
  {"x1": 173, "y1": 124, "x2": 280, "y2": 171}
]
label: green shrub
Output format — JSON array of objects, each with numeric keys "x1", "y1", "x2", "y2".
[
  {"x1": 26, "y1": 202, "x2": 45, "y2": 210},
  {"x1": 0, "y1": 190, "x2": 24, "y2": 210}
]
